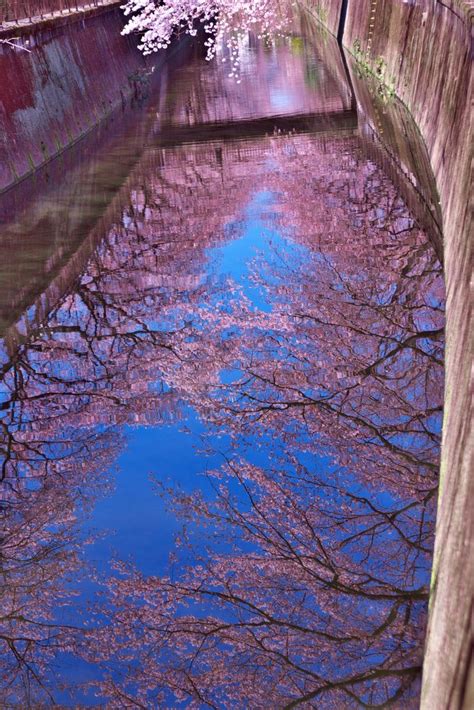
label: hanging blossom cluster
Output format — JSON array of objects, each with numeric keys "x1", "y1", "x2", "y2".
[{"x1": 121, "y1": 0, "x2": 292, "y2": 75}]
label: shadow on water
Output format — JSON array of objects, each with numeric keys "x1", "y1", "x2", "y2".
[{"x1": 0, "y1": 16, "x2": 444, "y2": 709}]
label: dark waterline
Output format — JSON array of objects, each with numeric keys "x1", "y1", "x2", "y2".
[{"x1": 0, "y1": 26, "x2": 444, "y2": 708}]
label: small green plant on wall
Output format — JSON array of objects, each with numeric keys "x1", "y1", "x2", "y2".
[
  {"x1": 312, "y1": 0, "x2": 328, "y2": 24},
  {"x1": 352, "y1": 38, "x2": 396, "y2": 103}
]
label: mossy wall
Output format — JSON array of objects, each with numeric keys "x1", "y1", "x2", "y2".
[{"x1": 300, "y1": 0, "x2": 344, "y2": 35}]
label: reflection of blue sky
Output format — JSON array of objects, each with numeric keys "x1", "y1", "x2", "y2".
[
  {"x1": 269, "y1": 88, "x2": 294, "y2": 112},
  {"x1": 88, "y1": 416, "x2": 207, "y2": 575},
  {"x1": 209, "y1": 190, "x2": 305, "y2": 311},
  {"x1": 78, "y1": 190, "x2": 303, "y2": 577}
]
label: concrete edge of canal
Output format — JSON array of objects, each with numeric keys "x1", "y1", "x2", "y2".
[{"x1": 301, "y1": 1, "x2": 472, "y2": 707}]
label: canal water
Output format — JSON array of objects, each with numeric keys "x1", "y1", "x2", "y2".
[{"x1": 0, "y1": 22, "x2": 444, "y2": 709}]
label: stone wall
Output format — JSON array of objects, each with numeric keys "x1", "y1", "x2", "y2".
[
  {"x1": 0, "y1": 3, "x2": 149, "y2": 192},
  {"x1": 300, "y1": 1, "x2": 472, "y2": 707}
]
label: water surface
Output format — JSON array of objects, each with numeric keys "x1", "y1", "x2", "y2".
[{"x1": 0, "y1": 27, "x2": 444, "y2": 709}]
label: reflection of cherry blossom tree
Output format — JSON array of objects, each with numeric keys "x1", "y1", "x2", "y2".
[
  {"x1": 94, "y1": 455, "x2": 430, "y2": 707},
  {"x1": 169, "y1": 137, "x2": 443, "y2": 498},
  {"x1": 0, "y1": 141, "x2": 262, "y2": 704},
  {"x1": 0, "y1": 118, "x2": 444, "y2": 705},
  {"x1": 91, "y1": 139, "x2": 444, "y2": 708},
  {"x1": 0, "y1": 464, "x2": 103, "y2": 707}
]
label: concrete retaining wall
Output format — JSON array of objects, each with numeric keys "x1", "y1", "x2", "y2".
[
  {"x1": 301, "y1": 1, "x2": 472, "y2": 707},
  {"x1": 305, "y1": 0, "x2": 343, "y2": 36},
  {"x1": 0, "y1": 3, "x2": 149, "y2": 192}
]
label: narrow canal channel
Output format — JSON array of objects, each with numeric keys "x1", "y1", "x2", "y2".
[{"x1": 0, "y1": 23, "x2": 444, "y2": 709}]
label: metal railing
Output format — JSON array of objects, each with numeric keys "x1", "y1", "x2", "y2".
[{"x1": 0, "y1": 0, "x2": 115, "y2": 26}]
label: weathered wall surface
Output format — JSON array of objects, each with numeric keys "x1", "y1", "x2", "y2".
[
  {"x1": 301, "y1": 1, "x2": 472, "y2": 707},
  {"x1": 303, "y1": 0, "x2": 343, "y2": 36},
  {"x1": 0, "y1": 3, "x2": 149, "y2": 192}
]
